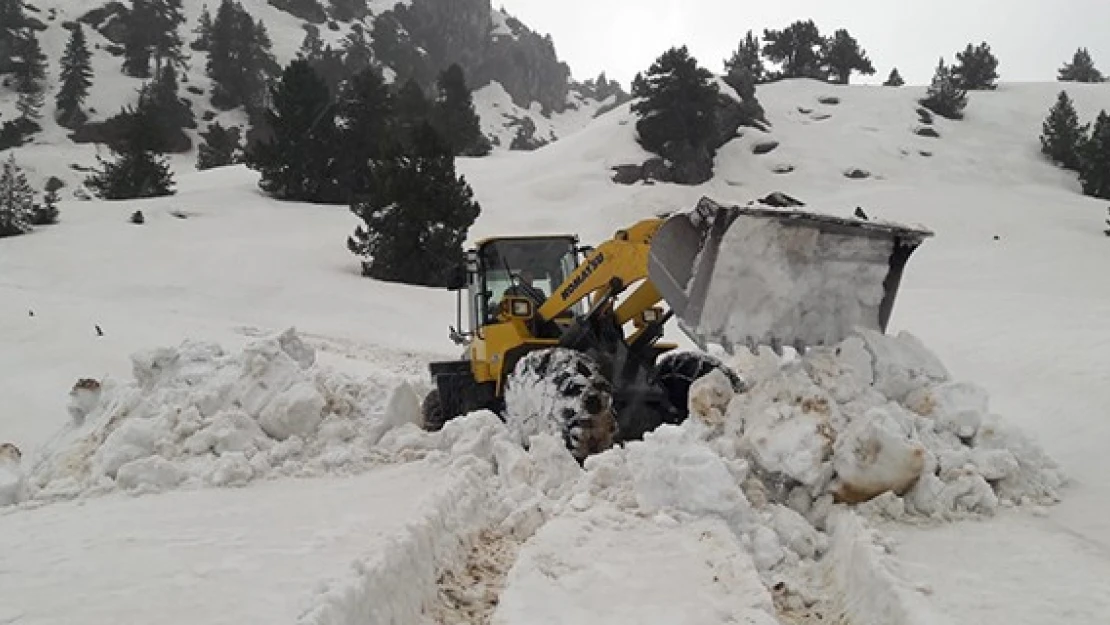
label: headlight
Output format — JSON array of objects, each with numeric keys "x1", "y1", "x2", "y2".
[{"x1": 510, "y1": 299, "x2": 533, "y2": 318}]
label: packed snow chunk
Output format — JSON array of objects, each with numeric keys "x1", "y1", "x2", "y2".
[
  {"x1": 66, "y1": 379, "x2": 103, "y2": 425},
  {"x1": 768, "y1": 503, "x2": 828, "y2": 560},
  {"x1": 856, "y1": 328, "x2": 949, "y2": 400},
  {"x1": 729, "y1": 364, "x2": 837, "y2": 490},
  {"x1": 18, "y1": 329, "x2": 403, "y2": 505},
  {"x1": 803, "y1": 336, "x2": 874, "y2": 404},
  {"x1": 115, "y1": 456, "x2": 186, "y2": 491},
  {"x1": 973, "y1": 416, "x2": 1066, "y2": 505},
  {"x1": 0, "y1": 444, "x2": 24, "y2": 506},
  {"x1": 905, "y1": 380, "x2": 989, "y2": 439},
  {"x1": 623, "y1": 425, "x2": 754, "y2": 532},
  {"x1": 688, "y1": 368, "x2": 737, "y2": 428},
  {"x1": 258, "y1": 381, "x2": 326, "y2": 440},
  {"x1": 831, "y1": 406, "x2": 926, "y2": 503}
]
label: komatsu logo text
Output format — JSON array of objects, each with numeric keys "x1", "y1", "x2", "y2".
[{"x1": 561, "y1": 252, "x2": 604, "y2": 300}]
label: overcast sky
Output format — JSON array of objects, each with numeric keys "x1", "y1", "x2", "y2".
[{"x1": 495, "y1": 0, "x2": 1110, "y2": 88}]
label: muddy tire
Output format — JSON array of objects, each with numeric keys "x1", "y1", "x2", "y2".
[
  {"x1": 654, "y1": 351, "x2": 745, "y2": 419},
  {"x1": 421, "y1": 388, "x2": 447, "y2": 432},
  {"x1": 504, "y1": 348, "x2": 617, "y2": 462}
]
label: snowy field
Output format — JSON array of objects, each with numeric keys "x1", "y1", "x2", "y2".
[{"x1": 2, "y1": 78, "x2": 1110, "y2": 624}]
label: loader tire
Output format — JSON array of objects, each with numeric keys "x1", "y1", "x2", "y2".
[
  {"x1": 504, "y1": 348, "x2": 617, "y2": 462},
  {"x1": 654, "y1": 351, "x2": 745, "y2": 421},
  {"x1": 421, "y1": 388, "x2": 447, "y2": 432}
]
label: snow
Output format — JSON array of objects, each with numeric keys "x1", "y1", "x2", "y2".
[{"x1": 3, "y1": 71, "x2": 1110, "y2": 624}]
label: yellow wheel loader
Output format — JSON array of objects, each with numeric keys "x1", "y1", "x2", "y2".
[{"x1": 422, "y1": 196, "x2": 933, "y2": 461}]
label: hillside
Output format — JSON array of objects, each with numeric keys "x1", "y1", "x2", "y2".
[
  {"x1": 2, "y1": 75, "x2": 1110, "y2": 624},
  {"x1": 0, "y1": 0, "x2": 627, "y2": 192}
]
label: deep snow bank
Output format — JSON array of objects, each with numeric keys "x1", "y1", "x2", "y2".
[{"x1": 6, "y1": 328, "x2": 429, "y2": 507}]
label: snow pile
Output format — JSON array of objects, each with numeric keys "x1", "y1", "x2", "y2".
[{"x1": 7, "y1": 328, "x2": 426, "y2": 507}]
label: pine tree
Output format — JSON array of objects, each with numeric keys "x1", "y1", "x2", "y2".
[
  {"x1": 1078, "y1": 110, "x2": 1110, "y2": 200},
  {"x1": 392, "y1": 78, "x2": 432, "y2": 151},
  {"x1": 122, "y1": 0, "x2": 156, "y2": 78},
  {"x1": 150, "y1": 0, "x2": 186, "y2": 73},
  {"x1": 1103, "y1": 207, "x2": 1110, "y2": 237},
  {"x1": 1058, "y1": 48, "x2": 1104, "y2": 83},
  {"x1": 342, "y1": 26, "x2": 373, "y2": 75},
  {"x1": 191, "y1": 4, "x2": 213, "y2": 51},
  {"x1": 12, "y1": 32, "x2": 47, "y2": 96},
  {"x1": 723, "y1": 30, "x2": 764, "y2": 86},
  {"x1": 822, "y1": 29, "x2": 875, "y2": 85},
  {"x1": 952, "y1": 42, "x2": 999, "y2": 90},
  {"x1": 84, "y1": 104, "x2": 176, "y2": 199},
  {"x1": 1040, "y1": 90, "x2": 1089, "y2": 170},
  {"x1": 244, "y1": 58, "x2": 340, "y2": 202},
  {"x1": 56, "y1": 24, "x2": 94, "y2": 128},
  {"x1": 347, "y1": 122, "x2": 482, "y2": 287},
  {"x1": 762, "y1": 20, "x2": 827, "y2": 80},
  {"x1": 335, "y1": 66, "x2": 393, "y2": 194},
  {"x1": 207, "y1": 0, "x2": 278, "y2": 111},
  {"x1": 16, "y1": 90, "x2": 44, "y2": 121},
  {"x1": 0, "y1": 154, "x2": 35, "y2": 237},
  {"x1": 197, "y1": 122, "x2": 243, "y2": 169},
  {"x1": 631, "y1": 46, "x2": 720, "y2": 158},
  {"x1": 32, "y1": 185, "x2": 60, "y2": 226},
  {"x1": 920, "y1": 57, "x2": 968, "y2": 120},
  {"x1": 431, "y1": 64, "x2": 490, "y2": 157},
  {"x1": 884, "y1": 67, "x2": 904, "y2": 86}
]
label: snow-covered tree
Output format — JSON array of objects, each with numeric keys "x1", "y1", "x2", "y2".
[
  {"x1": 0, "y1": 154, "x2": 35, "y2": 237},
  {"x1": 1040, "y1": 90, "x2": 1089, "y2": 171},
  {"x1": 1058, "y1": 47, "x2": 1104, "y2": 83}
]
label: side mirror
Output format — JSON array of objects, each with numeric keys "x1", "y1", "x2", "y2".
[{"x1": 446, "y1": 264, "x2": 467, "y2": 291}]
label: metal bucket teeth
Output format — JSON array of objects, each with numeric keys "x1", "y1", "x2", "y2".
[{"x1": 648, "y1": 196, "x2": 933, "y2": 355}]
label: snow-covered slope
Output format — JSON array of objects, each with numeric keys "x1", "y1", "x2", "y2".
[
  {"x1": 0, "y1": 0, "x2": 620, "y2": 191},
  {"x1": 2, "y1": 78, "x2": 1110, "y2": 623}
]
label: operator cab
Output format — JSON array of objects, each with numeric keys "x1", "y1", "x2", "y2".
[{"x1": 470, "y1": 235, "x2": 586, "y2": 326}]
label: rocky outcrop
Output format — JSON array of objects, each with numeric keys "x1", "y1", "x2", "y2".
[{"x1": 373, "y1": 0, "x2": 577, "y2": 115}]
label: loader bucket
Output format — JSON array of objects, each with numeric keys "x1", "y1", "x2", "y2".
[{"x1": 648, "y1": 196, "x2": 933, "y2": 354}]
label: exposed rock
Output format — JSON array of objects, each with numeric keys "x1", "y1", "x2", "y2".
[
  {"x1": 916, "y1": 126, "x2": 941, "y2": 138},
  {"x1": 506, "y1": 116, "x2": 548, "y2": 151},
  {"x1": 919, "y1": 150, "x2": 933, "y2": 157},
  {"x1": 916, "y1": 107, "x2": 934, "y2": 124},
  {"x1": 818, "y1": 96, "x2": 840, "y2": 105},
  {"x1": 268, "y1": 0, "x2": 327, "y2": 23},
  {"x1": 610, "y1": 158, "x2": 674, "y2": 185},
  {"x1": 798, "y1": 106, "x2": 813, "y2": 114},
  {"x1": 758, "y1": 192, "x2": 806, "y2": 207},
  {"x1": 844, "y1": 168, "x2": 871, "y2": 179},
  {"x1": 752, "y1": 140, "x2": 780, "y2": 155},
  {"x1": 812, "y1": 113, "x2": 832, "y2": 121},
  {"x1": 772, "y1": 164, "x2": 795, "y2": 174},
  {"x1": 79, "y1": 3, "x2": 128, "y2": 45}
]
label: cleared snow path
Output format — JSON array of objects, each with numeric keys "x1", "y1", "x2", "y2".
[
  {"x1": 491, "y1": 503, "x2": 780, "y2": 625},
  {"x1": 883, "y1": 512, "x2": 1110, "y2": 625},
  {"x1": 0, "y1": 459, "x2": 495, "y2": 625}
]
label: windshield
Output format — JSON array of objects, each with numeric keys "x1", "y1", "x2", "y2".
[{"x1": 477, "y1": 238, "x2": 580, "y2": 322}]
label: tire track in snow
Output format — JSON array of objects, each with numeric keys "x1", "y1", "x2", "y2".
[{"x1": 427, "y1": 528, "x2": 526, "y2": 624}]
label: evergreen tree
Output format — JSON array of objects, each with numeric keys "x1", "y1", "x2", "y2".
[
  {"x1": 207, "y1": 0, "x2": 279, "y2": 111},
  {"x1": 56, "y1": 24, "x2": 94, "y2": 128},
  {"x1": 1058, "y1": 47, "x2": 1104, "y2": 83},
  {"x1": 919, "y1": 57, "x2": 968, "y2": 120},
  {"x1": 12, "y1": 32, "x2": 47, "y2": 94},
  {"x1": 1078, "y1": 110, "x2": 1110, "y2": 200},
  {"x1": 197, "y1": 122, "x2": 244, "y2": 170},
  {"x1": 32, "y1": 185, "x2": 60, "y2": 226},
  {"x1": 0, "y1": 154, "x2": 35, "y2": 237},
  {"x1": 822, "y1": 29, "x2": 875, "y2": 85},
  {"x1": 1103, "y1": 207, "x2": 1110, "y2": 237},
  {"x1": 342, "y1": 26, "x2": 373, "y2": 75},
  {"x1": 335, "y1": 65, "x2": 393, "y2": 194},
  {"x1": 150, "y1": 0, "x2": 186, "y2": 73},
  {"x1": 347, "y1": 122, "x2": 481, "y2": 287},
  {"x1": 1040, "y1": 90, "x2": 1089, "y2": 171},
  {"x1": 723, "y1": 30, "x2": 764, "y2": 85},
  {"x1": 631, "y1": 46, "x2": 720, "y2": 158},
  {"x1": 952, "y1": 42, "x2": 999, "y2": 90},
  {"x1": 884, "y1": 67, "x2": 905, "y2": 86},
  {"x1": 431, "y1": 64, "x2": 490, "y2": 157},
  {"x1": 762, "y1": 20, "x2": 827, "y2": 80},
  {"x1": 299, "y1": 27, "x2": 324, "y2": 58},
  {"x1": 0, "y1": 0, "x2": 27, "y2": 74},
  {"x1": 392, "y1": 78, "x2": 432, "y2": 151},
  {"x1": 84, "y1": 103, "x2": 176, "y2": 199},
  {"x1": 192, "y1": 4, "x2": 213, "y2": 51},
  {"x1": 244, "y1": 58, "x2": 339, "y2": 202},
  {"x1": 122, "y1": 0, "x2": 156, "y2": 78},
  {"x1": 16, "y1": 90, "x2": 44, "y2": 121}
]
